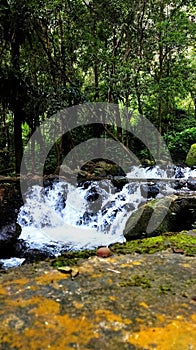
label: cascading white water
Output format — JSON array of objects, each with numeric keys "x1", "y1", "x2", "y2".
[
  {"x1": 17, "y1": 165, "x2": 196, "y2": 255},
  {"x1": 0, "y1": 165, "x2": 195, "y2": 269},
  {"x1": 17, "y1": 180, "x2": 142, "y2": 253},
  {"x1": 127, "y1": 165, "x2": 196, "y2": 180}
]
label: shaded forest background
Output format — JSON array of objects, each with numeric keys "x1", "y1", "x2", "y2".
[{"x1": 0, "y1": 0, "x2": 195, "y2": 174}]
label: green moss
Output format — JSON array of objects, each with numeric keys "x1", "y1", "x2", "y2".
[
  {"x1": 110, "y1": 232, "x2": 196, "y2": 256},
  {"x1": 51, "y1": 231, "x2": 196, "y2": 268},
  {"x1": 184, "y1": 278, "x2": 196, "y2": 287},
  {"x1": 119, "y1": 274, "x2": 152, "y2": 288},
  {"x1": 159, "y1": 284, "x2": 173, "y2": 294},
  {"x1": 168, "y1": 234, "x2": 196, "y2": 256},
  {"x1": 186, "y1": 143, "x2": 196, "y2": 166},
  {"x1": 52, "y1": 249, "x2": 96, "y2": 268}
]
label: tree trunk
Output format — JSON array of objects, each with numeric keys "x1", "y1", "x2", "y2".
[
  {"x1": 11, "y1": 33, "x2": 24, "y2": 174},
  {"x1": 13, "y1": 105, "x2": 23, "y2": 174},
  {"x1": 156, "y1": 3, "x2": 165, "y2": 159}
]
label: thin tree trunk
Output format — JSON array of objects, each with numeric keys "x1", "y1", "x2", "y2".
[
  {"x1": 11, "y1": 35, "x2": 24, "y2": 174},
  {"x1": 13, "y1": 105, "x2": 23, "y2": 174},
  {"x1": 157, "y1": 3, "x2": 164, "y2": 159}
]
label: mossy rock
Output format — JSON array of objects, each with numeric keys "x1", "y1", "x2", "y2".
[
  {"x1": 124, "y1": 194, "x2": 196, "y2": 240},
  {"x1": 186, "y1": 143, "x2": 196, "y2": 167},
  {"x1": 112, "y1": 231, "x2": 196, "y2": 256}
]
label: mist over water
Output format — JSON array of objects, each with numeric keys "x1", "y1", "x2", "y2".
[{"x1": 17, "y1": 165, "x2": 196, "y2": 254}]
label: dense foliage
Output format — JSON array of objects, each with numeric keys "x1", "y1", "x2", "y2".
[
  {"x1": 166, "y1": 127, "x2": 196, "y2": 162},
  {"x1": 0, "y1": 0, "x2": 195, "y2": 173}
]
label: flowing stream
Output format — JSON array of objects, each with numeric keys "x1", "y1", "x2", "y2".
[
  {"x1": 18, "y1": 165, "x2": 196, "y2": 252},
  {"x1": 1, "y1": 165, "x2": 195, "y2": 268}
]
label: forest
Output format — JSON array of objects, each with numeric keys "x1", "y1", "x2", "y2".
[{"x1": 0, "y1": 0, "x2": 195, "y2": 175}]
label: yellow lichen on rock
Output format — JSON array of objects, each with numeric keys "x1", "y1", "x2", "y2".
[
  {"x1": 35, "y1": 270, "x2": 69, "y2": 285},
  {"x1": 128, "y1": 315, "x2": 196, "y2": 349},
  {"x1": 95, "y1": 309, "x2": 132, "y2": 332},
  {"x1": 0, "y1": 295, "x2": 98, "y2": 350},
  {"x1": 0, "y1": 286, "x2": 7, "y2": 295},
  {"x1": 8, "y1": 277, "x2": 29, "y2": 285},
  {"x1": 139, "y1": 301, "x2": 149, "y2": 309},
  {"x1": 121, "y1": 259, "x2": 143, "y2": 268}
]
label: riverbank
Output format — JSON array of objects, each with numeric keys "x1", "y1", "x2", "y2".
[{"x1": 0, "y1": 236, "x2": 195, "y2": 350}]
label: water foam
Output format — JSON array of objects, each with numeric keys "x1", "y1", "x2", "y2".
[{"x1": 17, "y1": 165, "x2": 196, "y2": 253}]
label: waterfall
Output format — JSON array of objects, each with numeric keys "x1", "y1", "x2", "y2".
[
  {"x1": 17, "y1": 180, "x2": 142, "y2": 253},
  {"x1": 17, "y1": 165, "x2": 196, "y2": 254}
]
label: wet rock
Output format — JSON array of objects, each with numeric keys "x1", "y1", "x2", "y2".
[
  {"x1": 0, "y1": 223, "x2": 21, "y2": 258},
  {"x1": 187, "y1": 177, "x2": 196, "y2": 191},
  {"x1": 112, "y1": 176, "x2": 128, "y2": 190},
  {"x1": 140, "y1": 183, "x2": 159, "y2": 198},
  {"x1": 173, "y1": 179, "x2": 187, "y2": 190},
  {"x1": 85, "y1": 187, "x2": 99, "y2": 202},
  {"x1": 14, "y1": 239, "x2": 29, "y2": 256},
  {"x1": 175, "y1": 167, "x2": 185, "y2": 178},
  {"x1": 22, "y1": 248, "x2": 55, "y2": 264},
  {"x1": 124, "y1": 194, "x2": 196, "y2": 240},
  {"x1": 77, "y1": 211, "x2": 98, "y2": 226},
  {"x1": 165, "y1": 167, "x2": 175, "y2": 178}
]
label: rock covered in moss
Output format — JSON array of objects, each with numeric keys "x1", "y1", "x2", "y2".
[
  {"x1": 124, "y1": 194, "x2": 196, "y2": 240},
  {"x1": 186, "y1": 143, "x2": 196, "y2": 167}
]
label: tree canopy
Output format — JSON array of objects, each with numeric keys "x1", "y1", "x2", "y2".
[{"x1": 0, "y1": 0, "x2": 195, "y2": 173}]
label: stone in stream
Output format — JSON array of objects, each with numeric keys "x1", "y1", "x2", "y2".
[
  {"x1": 124, "y1": 194, "x2": 196, "y2": 240},
  {"x1": 175, "y1": 167, "x2": 185, "y2": 178},
  {"x1": 173, "y1": 179, "x2": 187, "y2": 190},
  {"x1": 140, "y1": 183, "x2": 159, "y2": 198},
  {"x1": 187, "y1": 177, "x2": 196, "y2": 191}
]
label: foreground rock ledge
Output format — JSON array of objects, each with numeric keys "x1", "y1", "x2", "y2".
[{"x1": 0, "y1": 252, "x2": 195, "y2": 350}]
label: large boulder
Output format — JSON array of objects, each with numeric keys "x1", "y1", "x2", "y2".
[
  {"x1": 0, "y1": 181, "x2": 23, "y2": 227},
  {"x1": 0, "y1": 223, "x2": 22, "y2": 258},
  {"x1": 186, "y1": 144, "x2": 196, "y2": 167},
  {"x1": 78, "y1": 159, "x2": 126, "y2": 182},
  {"x1": 0, "y1": 180, "x2": 24, "y2": 258},
  {"x1": 124, "y1": 194, "x2": 196, "y2": 240}
]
